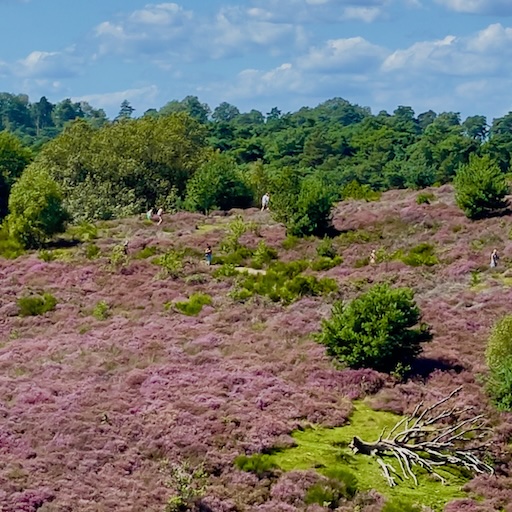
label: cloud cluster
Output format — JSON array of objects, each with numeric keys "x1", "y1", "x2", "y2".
[
  {"x1": 435, "y1": 0, "x2": 512, "y2": 15},
  {"x1": 3, "y1": 0, "x2": 512, "y2": 119}
]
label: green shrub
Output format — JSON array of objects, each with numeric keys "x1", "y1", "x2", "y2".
[
  {"x1": 215, "y1": 245, "x2": 253, "y2": 266},
  {"x1": 92, "y1": 300, "x2": 111, "y2": 320},
  {"x1": 109, "y1": 243, "x2": 128, "y2": 269},
  {"x1": 213, "y1": 263, "x2": 238, "y2": 278},
  {"x1": 281, "y1": 234, "x2": 301, "y2": 250},
  {"x1": 322, "y1": 468, "x2": 358, "y2": 498},
  {"x1": 487, "y1": 357, "x2": 512, "y2": 411},
  {"x1": 250, "y1": 241, "x2": 278, "y2": 269},
  {"x1": 17, "y1": 293, "x2": 58, "y2": 317},
  {"x1": 184, "y1": 152, "x2": 253, "y2": 214},
  {"x1": 341, "y1": 180, "x2": 381, "y2": 202},
  {"x1": 134, "y1": 245, "x2": 158, "y2": 259},
  {"x1": 454, "y1": 154, "x2": 508, "y2": 219},
  {"x1": 305, "y1": 470, "x2": 358, "y2": 510},
  {"x1": 311, "y1": 255, "x2": 343, "y2": 271},
  {"x1": 155, "y1": 250, "x2": 184, "y2": 279},
  {"x1": 7, "y1": 166, "x2": 69, "y2": 248},
  {"x1": 234, "y1": 454, "x2": 277, "y2": 477},
  {"x1": 221, "y1": 215, "x2": 248, "y2": 253},
  {"x1": 337, "y1": 229, "x2": 379, "y2": 246},
  {"x1": 161, "y1": 461, "x2": 207, "y2": 512},
  {"x1": 0, "y1": 225, "x2": 24, "y2": 259},
  {"x1": 401, "y1": 243, "x2": 438, "y2": 267},
  {"x1": 38, "y1": 250, "x2": 56, "y2": 262},
  {"x1": 67, "y1": 222, "x2": 98, "y2": 241},
  {"x1": 317, "y1": 236, "x2": 337, "y2": 259},
  {"x1": 316, "y1": 283, "x2": 431, "y2": 375},
  {"x1": 485, "y1": 315, "x2": 512, "y2": 410},
  {"x1": 486, "y1": 315, "x2": 512, "y2": 371},
  {"x1": 85, "y1": 243, "x2": 101, "y2": 259},
  {"x1": 174, "y1": 293, "x2": 212, "y2": 316},
  {"x1": 416, "y1": 192, "x2": 436, "y2": 205},
  {"x1": 232, "y1": 260, "x2": 336, "y2": 304}
]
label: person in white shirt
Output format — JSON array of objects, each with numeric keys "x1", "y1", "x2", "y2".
[{"x1": 261, "y1": 192, "x2": 270, "y2": 211}]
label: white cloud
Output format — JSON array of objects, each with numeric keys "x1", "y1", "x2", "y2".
[
  {"x1": 467, "y1": 23, "x2": 512, "y2": 52},
  {"x1": 298, "y1": 37, "x2": 388, "y2": 73},
  {"x1": 435, "y1": 0, "x2": 512, "y2": 15},
  {"x1": 72, "y1": 85, "x2": 159, "y2": 113},
  {"x1": 15, "y1": 48, "x2": 82, "y2": 79},
  {"x1": 381, "y1": 29, "x2": 508, "y2": 76},
  {"x1": 93, "y1": 3, "x2": 304, "y2": 62},
  {"x1": 244, "y1": 0, "x2": 392, "y2": 23},
  {"x1": 343, "y1": 7, "x2": 382, "y2": 22}
]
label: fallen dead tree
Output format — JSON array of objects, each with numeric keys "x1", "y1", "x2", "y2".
[{"x1": 349, "y1": 387, "x2": 494, "y2": 487}]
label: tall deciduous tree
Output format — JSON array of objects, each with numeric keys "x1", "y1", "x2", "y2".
[
  {"x1": 0, "y1": 131, "x2": 33, "y2": 218},
  {"x1": 184, "y1": 153, "x2": 252, "y2": 214}
]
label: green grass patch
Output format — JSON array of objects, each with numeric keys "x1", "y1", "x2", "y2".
[{"x1": 268, "y1": 402, "x2": 467, "y2": 511}]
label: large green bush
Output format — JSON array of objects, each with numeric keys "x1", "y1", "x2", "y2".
[
  {"x1": 486, "y1": 315, "x2": 512, "y2": 410},
  {"x1": 454, "y1": 154, "x2": 508, "y2": 219},
  {"x1": 316, "y1": 283, "x2": 431, "y2": 375},
  {"x1": 271, "y1": 168, "x2": 335, "y2": 237},
  {"x1": 7, "y1": 166, "x2": 69, "y2": 248},
  {"x1": 184, "y1": 152, "x2": 253, "y2": 214}
]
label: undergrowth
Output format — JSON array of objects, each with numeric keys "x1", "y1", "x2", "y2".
[
  {"x1": 17, "y1": 293, "x2": 58, "y2": 316},
  {"x1": 230, "y1": 260, "x2": 337, "y2": 304}
]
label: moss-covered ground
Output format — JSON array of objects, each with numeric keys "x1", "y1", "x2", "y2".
[{"x1": 270, "y1": 402, "x2": 468, "y2": 511}]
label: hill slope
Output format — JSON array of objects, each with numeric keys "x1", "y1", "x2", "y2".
[{"x1": 0, "y1": 186, "x2": 511, "y2": 511}]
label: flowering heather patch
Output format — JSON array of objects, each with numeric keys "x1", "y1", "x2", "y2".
[{"x1": 2, "y1": 188, "x2": 512, "y2": 510}]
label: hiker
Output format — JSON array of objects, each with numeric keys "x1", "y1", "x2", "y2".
[
  {"x1": 490, "y1": 249, "x2": 499, "y2": 269},
  {"x1": 204, "y1": 244, "x2": 213, "y2": 266},
  {"x1": 146, "y1": 208, "x2": 153, "y2": 221},
  {"x1": 156, "y1": 207, "x2": 164, "y2": 226},
  {"x1": 261, "y1": 192, "x2": 270, "y2": 211},
  {"x1": 123, "y1": 240, "x2": 129, "y2": 256},
  {"x1": 369, "y1": 249, "x2": 376, "y2": 265}
]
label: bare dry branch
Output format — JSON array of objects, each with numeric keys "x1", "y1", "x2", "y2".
[{"x1": 349, "y1": 387, "x2": 494, "y2": 487}]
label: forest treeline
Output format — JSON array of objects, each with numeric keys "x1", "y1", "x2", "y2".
[{"x1": 1, "y1": 92, "x2": 512, "y2": 247}]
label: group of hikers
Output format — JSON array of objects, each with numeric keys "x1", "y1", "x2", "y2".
[
  {"x1": 146, "y1": 197, "x2": 502, "y2": 270},
  {"x1": 144, "y1": 193, "x2": 271, "y2": 266},
  {"x1": 146, "y1": 207, "x2": 164, "y2": 225}
]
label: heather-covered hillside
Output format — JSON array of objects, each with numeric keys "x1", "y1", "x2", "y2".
[{"x1": 1, "y1": 185, "x2": 512, "y2": 512}]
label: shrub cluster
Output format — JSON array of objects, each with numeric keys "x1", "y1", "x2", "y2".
[
  {"x1": 486, "y1": 315, "x2": 512, "y2": 410},
  {"x1": 234, "y1": 454, "x2": 278, "y2": 478},
  {"x1": 231, "y1": 260, "x2": 337, "y2": 304},
  {"x1": 316, "y1": 283, "x2": 431, "y2": 375},
  {"x1": 172, "y1": 293, "x2": 212, "y2": 316},
  {"x1": 305, "y1": 468, "x2": 358, "y2": 508},
  {"x1": 17, "y1": 293, "x2": 58, "y2": 317}
]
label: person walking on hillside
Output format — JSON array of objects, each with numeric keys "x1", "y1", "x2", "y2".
[
  {"x1": 204, "y1": 244, "x2": 213, "y2": 266},
  {"x1": 156, "y1": 207, "x2": 164, "y2": 226},
  {"x1": 369, "y1": 249, "x2": 376, "y2": 265},
  {"x1": 146, "y1": 208, "x2": 153, "y2": 221},
  {"x1": 261, "y1": 192, "x2": 270, "y2": 211},
  {"x1": 490, "y1": 248, "x2": 499, "y2": 269}
]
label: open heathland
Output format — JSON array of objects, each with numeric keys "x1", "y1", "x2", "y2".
[{"x1": 1, "y1": 185, "x2": 512, "y2": 512}]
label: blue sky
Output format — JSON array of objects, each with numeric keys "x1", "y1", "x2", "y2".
[{"x1": 1, "y1": 0, "x2": 512, "y2": 122}]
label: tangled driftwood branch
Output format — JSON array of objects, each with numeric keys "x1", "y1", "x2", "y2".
[{"x1": 349, "y1": 387, "x2": 494, "y2": 487}]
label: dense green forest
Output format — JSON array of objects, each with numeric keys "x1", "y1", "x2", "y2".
[{"x1": 1, "y1": 91, "x2": 512, "y2": 248}]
